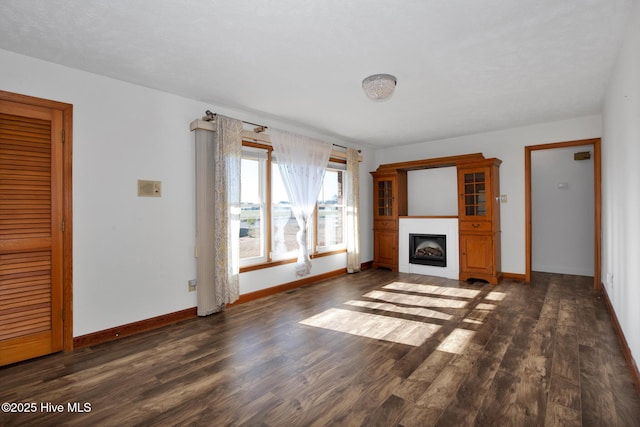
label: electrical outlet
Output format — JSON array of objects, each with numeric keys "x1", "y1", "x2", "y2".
[{"x1": 188, "y1": 279, "x2": 197, "y2": 292}]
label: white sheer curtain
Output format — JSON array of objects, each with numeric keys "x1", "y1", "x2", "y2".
[
  {"x1": 346, "y1": 148, "x2": 361, "y2": 273},
  {"x1": 270, "y1": 129, "x2": 332, "y2": 277},
  {"x1": 192, "y1": 115, "x2": 242, "y2": 315}
]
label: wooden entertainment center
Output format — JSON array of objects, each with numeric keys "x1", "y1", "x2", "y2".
[{"x1": 371, "y1": 153, "x2": 503, "y2": 284}]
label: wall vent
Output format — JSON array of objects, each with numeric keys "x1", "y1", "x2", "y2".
[{"x1": 574, "y1": 151, "x2": 591, "y2": 161}]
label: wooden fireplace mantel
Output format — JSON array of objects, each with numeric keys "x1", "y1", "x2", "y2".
[
  {"x1": 400, "y1": 215, "x2": 458, "y2": 219},
  {"x1": 372, "y1": 152, "x2": 485, "y2": 173},
  {"x1": 371, "y1": 152, "x2": 502, "y2": 284}
]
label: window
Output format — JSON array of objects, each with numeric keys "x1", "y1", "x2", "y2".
[
  {"x1": 240, "y1": 146, "x2": 267, "y2": 266},
  {"x1": 239, "y1": 142, "x2": 346, "y2": 268},
  {"x1": 315, "y1": 163, "x2": 346, "y2": 252}
]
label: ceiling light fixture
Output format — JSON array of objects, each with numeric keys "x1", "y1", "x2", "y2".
[{"x1": 362, "y1": 74, "x2": 397, "y2": 100}]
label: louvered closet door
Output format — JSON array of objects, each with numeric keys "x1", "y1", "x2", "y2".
[{"x1": 0, "y1": 100, "x2": 63, "y2": 366}]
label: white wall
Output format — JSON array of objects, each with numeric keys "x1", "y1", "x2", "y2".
[
  {"x1": 531, "y1": 146, "x2": 594, "y2": 276},
  {"x1": 602, "y1": 0, "x2": 640, "y2": 373},
  {"x1": 407, "y1": 167, "x2": 458, "y2": 216},
  {"x1": 0, "y1": 49, "x2": 361, "y2": 336},
  {"x1": 374, "y1": 115, "x2": 602, "y2": 275}
]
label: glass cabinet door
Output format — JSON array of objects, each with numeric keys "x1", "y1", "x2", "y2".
[
  {"x1": 377, "y1": 179, "x2": 393, "y2": 217},
  {"x1": 462, "y1": 171, "x2": 487, "y2": 217}
]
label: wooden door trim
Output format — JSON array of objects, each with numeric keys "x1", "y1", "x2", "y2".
[
  {"x1": 524, "y1": 138, "x2": 601, "y2": 289},
  {"x1": 0, "y1": 90, "x2": 73, "y2": 351}
]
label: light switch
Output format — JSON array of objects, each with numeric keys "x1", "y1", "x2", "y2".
[
  {"x1": 500, "y1": 195, "x2": 508, "y2": 203},
  {"x1": 557, "y1": 182, "x2": 568, "y2": 190}
]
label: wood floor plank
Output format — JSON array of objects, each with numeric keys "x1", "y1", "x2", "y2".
[
  {"x1": 548, "y1": 375, "x2": 581, "y2": 413},
  {"x1": 552, "y1": 329, "x2": 580, "y2": 384},
  {"x1": 1, "y1": 270, "x2": 639, "y2": 426},
  {"x1": 361, "y1": 394, "x2": 408, "y2": 427},
  {"x1": 434, "y1": 353, "x2": 503, "y2": 426},
  {"x1": 544, "y1": 401, "x2": 582, "y2": 427}
]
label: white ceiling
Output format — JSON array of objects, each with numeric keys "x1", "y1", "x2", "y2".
[{"x1": 0, "y1": 0, "x2": 634, "y2": 148}]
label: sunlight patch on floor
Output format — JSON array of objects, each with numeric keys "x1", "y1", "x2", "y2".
[
  {"x1": 363, "y1": 290, "x2": 469, "y2": 309},
  {"x1": 476, "y1": 302, "x2": 497, "y2": 310},
  {"x1": 298, "y1": 281, "x2": 491, "y2": 347},
  {"x1": 485, "y1": 291, "x2": 507, "y2": 301},
  {"x1": 436, "y1": 328, "x2": 475, "y2": 354},
  {"x1": 344, "y1": 299, "x2": 453, "y2": 321},
  {"x1": 383, "y1": 282, "x2": 481, "y2": 299},
  {"x1": 462, "y1": 307, "x2": 493, "y2": 324},
  {"x1": 299, "y1": 308, "x2": 440, "y2": 346}
]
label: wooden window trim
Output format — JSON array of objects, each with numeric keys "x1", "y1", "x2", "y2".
[
  {"x1": 240, "y1": 141, "x2": 348, "y2": 272},
  {"x1": 240, "y1": 248, "x2": 347, "y2": 273}
]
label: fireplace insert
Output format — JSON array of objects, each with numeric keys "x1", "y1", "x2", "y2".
[{"x1": 409, "y1": 234, "x2": 447, "y2": 267}]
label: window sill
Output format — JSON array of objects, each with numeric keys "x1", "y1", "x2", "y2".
[{"x1": 239, "y1": 248, "x2": 346, "y2": 273}]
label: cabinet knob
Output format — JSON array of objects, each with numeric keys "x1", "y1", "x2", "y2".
[{"x1": 472, "y1": 223, "x2": 480, "y2": 228}]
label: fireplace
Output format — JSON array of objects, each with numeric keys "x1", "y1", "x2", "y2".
[{"x1": 409, "y1": 234, "x2": 447, "y2": 267}]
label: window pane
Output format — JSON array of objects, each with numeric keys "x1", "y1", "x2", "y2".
[
  {"x1": 271, "y1": 163, "x2": 298, "y2": 258},
  {"x1": 240, "y1": 153, "x2": 265, "y2": 261},
  {"x1": 318, "y1": 169, "x2": 345, "y2": 249}
]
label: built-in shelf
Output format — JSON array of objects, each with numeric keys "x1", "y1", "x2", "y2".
[
  {"x1": 372, "y1": 153, "x2": 502, "y2": 283},
  {"x1": 371, "y1": 153, "x2": 484, "y2": 271}
]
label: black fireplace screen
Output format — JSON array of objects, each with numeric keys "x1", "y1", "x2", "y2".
[{"x1": 409, "y1": 234, "x2": 447, "y2": 267}]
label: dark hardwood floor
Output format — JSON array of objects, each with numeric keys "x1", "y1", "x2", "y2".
[{"x1": 1, "y1": 270, "x2": 639, "y2": 426}]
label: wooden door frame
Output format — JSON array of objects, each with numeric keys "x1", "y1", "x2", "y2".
[
  {"x1": 0, "y1": 90, "x2": 73, "y2": 351},
  {"x1": 525, "y1": 138, "x2": 601, "y2": 289}
]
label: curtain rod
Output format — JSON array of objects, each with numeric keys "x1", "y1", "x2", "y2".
[
  {"x1": 330, "y1": 143, "x2": 362, "y2": 154},
  {"x1": 202, "y1": 110, "x2": 360, "y2": 152},
  {"x1": 203, "y1": 110, "x2": 267, "y2": 133}
]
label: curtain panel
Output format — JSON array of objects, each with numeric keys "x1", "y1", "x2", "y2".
[
  {"x1": 270, "y1": 129, "x2": 332, "y2": 277},
  {"x1": 346, "y1": 148, "x2": 361, "y2": 273},
  {"x1": 193, "y1": 115, "x2": 242, "y2": 315}
]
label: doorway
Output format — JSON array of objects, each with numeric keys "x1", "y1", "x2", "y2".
[
  {"x1": 525, "y1": 138, "x2": 601, "y2": 289},
  {"x1": 0, "y1": 90, "x2": 73, "y2": 365}
]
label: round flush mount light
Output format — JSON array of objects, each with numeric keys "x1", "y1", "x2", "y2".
[{"x1": 362, "y1": 74, "x2": 397, "y2": 100}]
